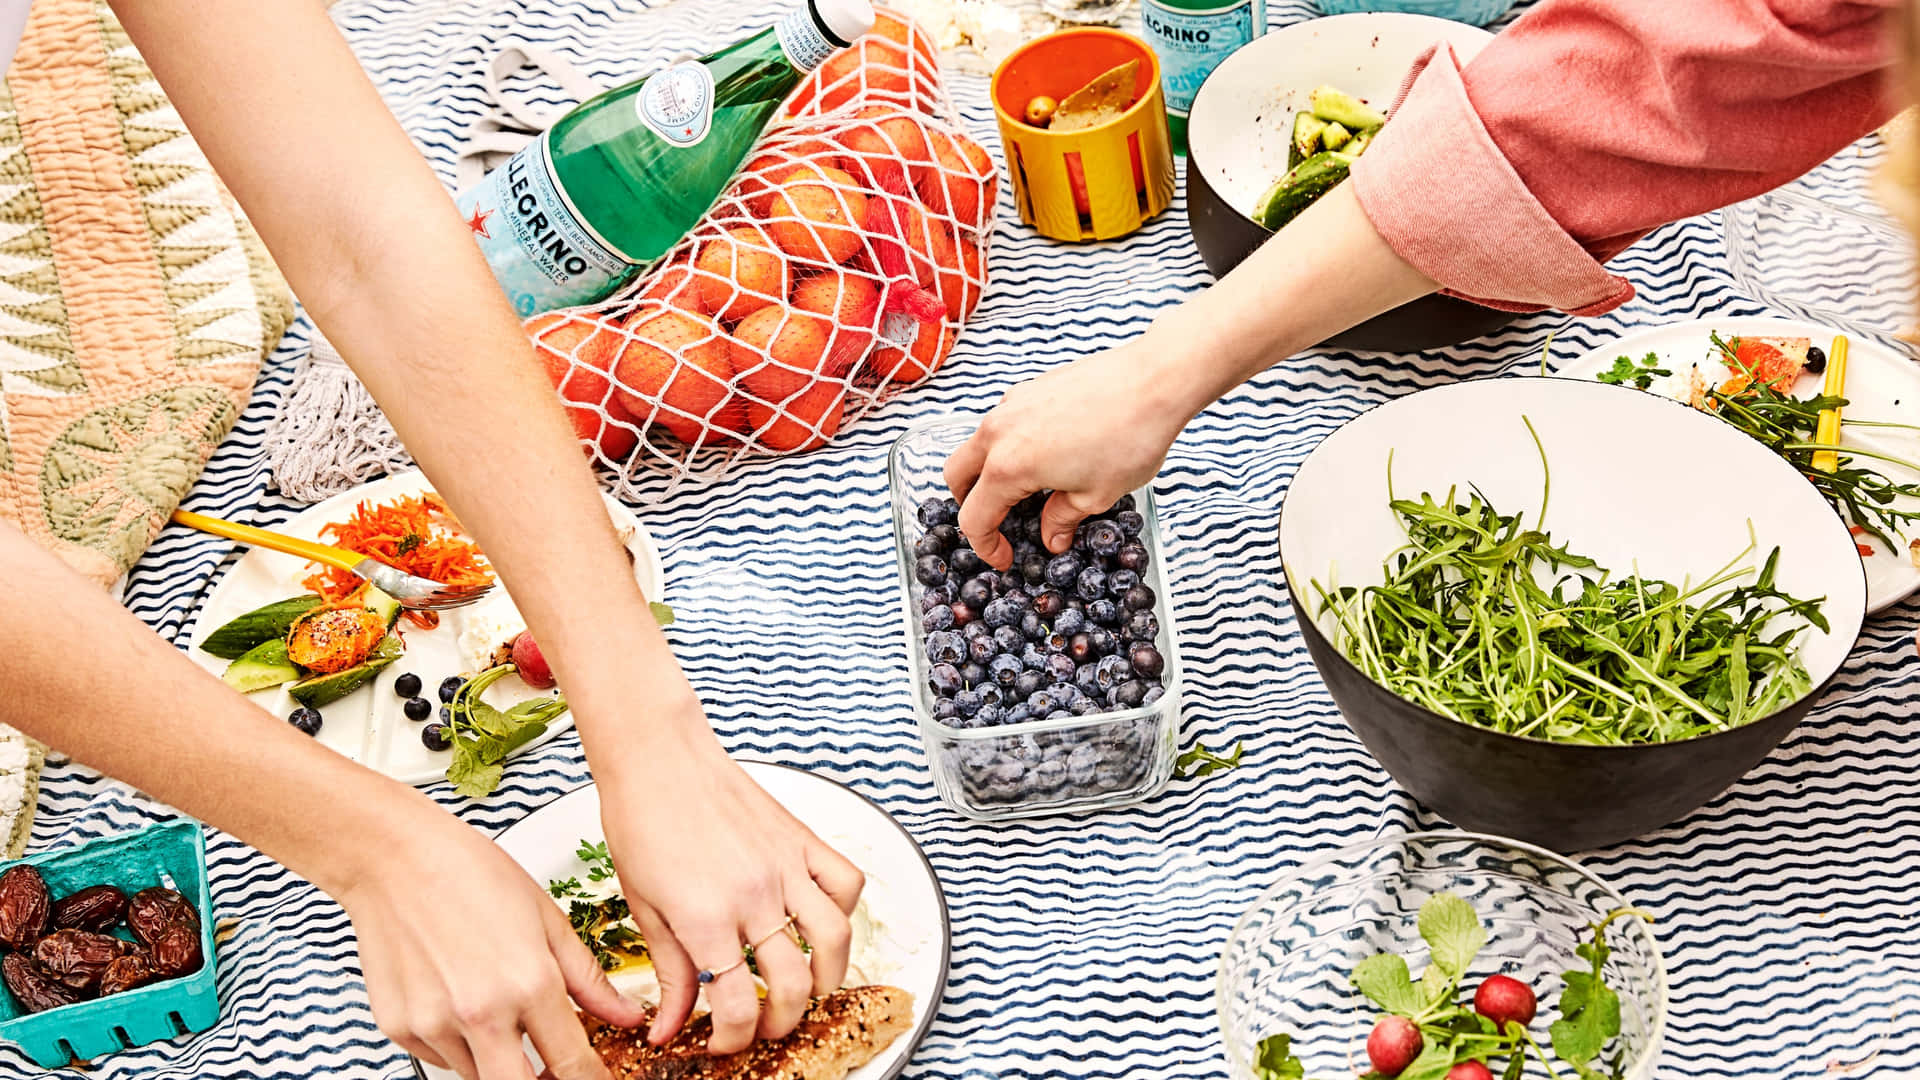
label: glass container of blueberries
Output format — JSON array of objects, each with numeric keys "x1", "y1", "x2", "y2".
[{"x1": 888, "y1": 417, "x2": 1183, "y2": 819}]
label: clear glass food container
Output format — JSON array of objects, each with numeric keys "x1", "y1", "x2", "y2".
[
  {"x1": 888, "y1": 416, "x2": 1183, "y2": 820},
  {"x1": 1218, "y1": 831, "x2": 1667, "y2": 1080}
]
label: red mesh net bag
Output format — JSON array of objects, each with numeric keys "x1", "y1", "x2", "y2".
[{"x1": 525, "y1": 9, "x2": 995, "y2": 501}]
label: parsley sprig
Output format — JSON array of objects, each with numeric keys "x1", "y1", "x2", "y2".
[
  {"x1": 1596, "y1": 353, "x2": 1670, "y2": 390},
  {"x1": 1253, "y1": 893, "x2": 1654, "y2": 1080},
  {"x1": 1175, "y1": 740, "x2": 1245, "y2": 780},
  {"x1": 444, "y1": 665, "x2": 570, "y2": 798},
  {"x1": 547, "y1": 838, "x2": 647, "y2": 971}
]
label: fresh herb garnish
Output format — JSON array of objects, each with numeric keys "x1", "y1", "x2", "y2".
[
  {"x1": 576, "y1": 839, "x2": 617, "y2": 882},
  {"x1": 546, "y1": 837, "x2": 648, "y2": 971},
  {"x1": 444, "y1": 665, "x2": 570, "y2": 798},
  {"x1": 1174, "y1": 740, "x2": 1245, "y2": 779},
  {"x1": 1313, "y1": 428, "x2": 1824, "y2": 745},
  {"x1": 1252, "y1": 894, "x2": 1653, "y2": 1080},
  {"x1": 1597, "y1": 353, "x2": 1670, "y2": 389}
]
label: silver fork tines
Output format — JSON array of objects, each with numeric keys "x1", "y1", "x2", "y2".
[{"x1": 353, "y1": 558, "x2": 495, "y2": 612}]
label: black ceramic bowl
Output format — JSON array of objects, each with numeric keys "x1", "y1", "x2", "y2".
[
  {"x1": 1186, "y1": 13, "x2": 1516, "y2": 353},
  {"x1": 1278, "y1": 377, "x2": 1868, "y2": 852}
]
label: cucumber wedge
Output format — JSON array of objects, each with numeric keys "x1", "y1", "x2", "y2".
[
  {"x1": 199, "y1": 595, "x2": 322, "y2": 660},
  {"x1": 1345, "y1": 128, "x2": 1376, "y2": 158},
  {"x1": 1319, "y1": 121, "x2": 1353, "y2": 152},
  {"x1": 1252, "y1": 151, "x2": 1357, "y2": 232},
  {"x1": 1309, "y1": 85, "x2": 1387, "y2": 131},
  {"x1": 222, "y1": 639, "x2": 300, "y2": 694},
  {"x1": 1288, "y1": 111, "x2": 1326, "y2": 170}
]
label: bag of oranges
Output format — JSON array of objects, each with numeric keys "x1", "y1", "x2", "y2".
[{"x1": 526, "y1": 9, "x2": 995, "y2": 498}]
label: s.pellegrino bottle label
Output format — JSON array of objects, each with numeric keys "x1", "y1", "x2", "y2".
[
  {"x1": 774, "y1": 7, "x2": 838, "y2": 71},
  {"x1": 1140, "y1": 0, "x2": 1262, "y2": 118},
  {"x1": 455, "y1": 133, "x2": 635, "y2": 316},
  {"x1": 636, "y1": 61, "x2": 718, "y2": 148}
]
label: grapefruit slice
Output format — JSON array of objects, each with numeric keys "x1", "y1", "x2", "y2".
[{"x1": 1719, "y1": 335, "x2": 1810, "y2": 395}]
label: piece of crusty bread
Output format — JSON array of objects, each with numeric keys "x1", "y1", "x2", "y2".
[{"x1": 583, "y1": 985, "x2": 915, "y2": 1080}]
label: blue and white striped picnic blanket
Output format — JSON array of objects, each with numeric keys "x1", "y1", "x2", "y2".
[{"x1": 17, "y1": 1, "x2": 1920, "y2": 1077}]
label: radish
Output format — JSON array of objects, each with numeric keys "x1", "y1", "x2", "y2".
[
  {"x1": 1366, "y1": 1016, "x2": 1422, "y2": 1077},
  {"x1": 1472, "y1": 974, "x2": 1537, "y2": 1030},
  {"x1": 1445, "y1": 1062, "x2": 1493, "y2": 1080},
  {"x1": 511, "y1": 631, "x2": 556, "y2": 690}
]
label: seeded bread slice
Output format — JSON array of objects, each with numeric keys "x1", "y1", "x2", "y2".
[{"x1": 583, "y1": 985, "x2": 914, "y2": 1080}]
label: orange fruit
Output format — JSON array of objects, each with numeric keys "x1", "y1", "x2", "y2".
[
  {"x1": 1720, "y1": 335, "x2": 1811, "y2": 395},
  {"x1": 832, "y1": 106, "x2": 933, "y2": 194},
  {"x1": 933, "y1": 228, "x2": 984, "y2": 322},
  {"x1": 750, "y1": 381, "x2": 846, "y2": 452},
  {"x1": 918, "y1": 130, "x2": 997, "y2": 231},
  {"x1": 735, "y1": 139, "x2": 843, "y2": 216},
  {"x1": 870, "y1": 318, "x2": 953, "y2": 386},
  {"x1": 813, "y1": 39, "x2": 915, "y2": 114},
  {"x1": 732, "y1": 305, "x2": 849, "y2": 452},
  {"x1": 871, "y1": 10, "x2": 940, "y2": 69},
  {"x1": 611, "y1": 309, "x2": 745, "y2": 446},
  {"x1": 526, "y1": 312, "x2": 639, "y2": 459},
  {"x1": 694, "y1": 226, "x2": 789, "y2": 323},
  {"x1": 766, "y1": 165, "x2": 870, "y2": 264},
  {"x1": 791, "y1": 269, "x2": 881, "y2": 367},
  {"x1": 637, "y1": 261, "x2": 710, "y2": 314}
]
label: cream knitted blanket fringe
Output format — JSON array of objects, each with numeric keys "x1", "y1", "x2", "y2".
[{"x1": 264, "y1": 330, "x2": 414, "y2": 503}]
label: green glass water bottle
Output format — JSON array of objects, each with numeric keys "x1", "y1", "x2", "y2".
[
  {"x1": 458, "y1": 0, "x2": 876, "y2": 316},
  {"x1": 1139, "y1": 0, "x2": 1266, "y2": 155}
]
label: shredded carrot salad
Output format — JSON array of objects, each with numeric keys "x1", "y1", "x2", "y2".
[{"x1": 303, "y1": 492, "x2": 493, "y2": 604}]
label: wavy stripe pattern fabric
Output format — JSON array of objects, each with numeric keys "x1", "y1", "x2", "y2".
[{"x1": 11, "y1": 1, "x2": 1920, "y2": 1077}]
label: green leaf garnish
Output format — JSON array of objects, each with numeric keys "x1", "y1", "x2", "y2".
[
  {"x1": 1418, "y1": 892, "x2": 1489, "y2": 983},
  {"x1": 1596, "y1": 353, "x2": 1670, "y2": 389},
  {"x1": 1251, "y1": 1033, "x2": 1304, "y2": 1080},
  {"x1": 1174, "y1": 740, "x2": 1245, "y2": 780},
  {"x1": 1350, "y1": 953, "x2": 1428, "y2": 1017}
]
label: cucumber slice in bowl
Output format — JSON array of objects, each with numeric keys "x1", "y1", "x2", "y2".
[{"x1": 1252, "y1": 151, "x2": 1356, "y2": 232}]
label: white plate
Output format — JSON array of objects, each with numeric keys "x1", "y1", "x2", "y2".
[
  {"x1": 413, "y1": 762, "x2": 950, "y2": 1080},
  {"x1": 1558, "y1": 317, "x2": 1920, "y2": 613},
  {"x1": 186, "y1": 469, "x2": 666, "y2": 785}
]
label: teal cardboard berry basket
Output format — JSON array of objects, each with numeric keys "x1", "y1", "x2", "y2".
[{"x1": 0, "y1": 820, "x2": 218, "y2": 1067}]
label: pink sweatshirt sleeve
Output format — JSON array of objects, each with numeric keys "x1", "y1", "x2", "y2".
[{"x1": 1349, "y1": 0, "x2": 1901, "y2": 315}]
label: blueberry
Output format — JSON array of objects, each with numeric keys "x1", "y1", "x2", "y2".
[
  {"x1": 1003, "y1": 704, "x2": 1034, "y2": 726},
  {"x1": 1125, "y1": 610, "x2": 1161, "y2": 643},
  {"x1": 1143, "y1": 685, "x2": 1166, "y2": 705},
  {"x1": 1130, "y1": 643, "x2": 1165, "y2": 679},
  {"x1": 932, "y1": 698, "x2": 959, "y2": 722},
  {"x1": 1019, "y1": 553, "x2": 1050, "y2": 586},
  {"x1": 1067, "y1": 598, "x2": 1087, "y2": 614},
  {"x1": 1075, "y1": 567, "x2": 1107, "y2": 602},
  {"x1": 977, "y1": 683, "x2": 1004, "y2": 707},
  {"x1": 914, "y1": 533, "x2": 947, "y2": 560},
  {"x1": 1123, "y1": 583, "x2": 1157, "y2": 612},
  {"x1": 1042, "y1": 630, "x2": 1071, "y2": 654},
  {"x1": 922, "y1": 603, "x2": 955, "y2": 632},
  {"x1": 1053, "y1": 609, "x2": 1087, "y2": 636},
  {"x1": 928, "y1": 522, "x2": 962, "y2": 551},
  {"x1": 914, "y1": 554, "x2": 948, "y2": 588},
  {"x1": 1075, "y1": 663, "x2": 1102, "y2": 695},
  {"x1": 403, "y1": 696, "x2": 433, "y2": 722},
  {"x1": 1095, "y1": 654, "x2": 1133, "y2": 690},
  {"x1": 1020, "y1": 611, "x2": 1047, "y2": 641},
  {"x1": 959, "y1": 576, "x2": 994, "y2": 610},
  {"x1": 968, "y1": 634, "x2": 1000, "y2": 664},
  {"x1": 949, "y1": 549, "x2": 987, "y2": 578},
  {"x1": 1014, "y1": 669, "x2": 1047, "y2": 699},
  {"x1": 440, "y1": 705, "x2": 452, "y2": 723},
  {"x1": 421, "y1": 723, "x2": 452, "y2": 752},
  {"x1": 1071, "y1": 697, "x2": 1103, "y2": 716},
  {"x1": 953, "y1": 688, "x2": 984, "y2": 717},
  {"x1": 926, "y1": 630, "x2": 966, "y2": 665},
  {"x1": 393, "y1": 673, "x2": 423, "y2": 699},
  {"x1": 1027, "y1": 688, "x2": 1058, "y2": 713},
  {"x1": 918, "y1": 497, "x2": 959, "y2": 529},
  {"x1": 1088, "y1": 627, "x2": 1119, "y2": 657},
  {"x1": 929, "y1": 663, "x2": 964, "y2": 697},
  {"x1": 1087, "y1": 599, "x2": 1121, "y2": 626},
  {"x1": 975, "y1": 703, "x2": 1005, "y2": 727},
  {"x1": 1048, "y1": 709, "x2": 1076, "y2": 723},
  {"x1": 288, "y1": 707, "x2": 323, "y2": 735},
  {"x1": 1032, "y1": 759, "x2": 1069, "y2": 793},
  {"x1": 1032, "y1": 589, "x2": 1067, "y2": 617},
  {"x1": 950, "y1": 602, "x2": 976, "y2": 628},
  {"x1": 963, "y1": 620, "x2": 993, "y2": 641},
  {"x1": 1807, "y1": 345, "x2": 1828, "y2": 373},
  {"x1": 1020, "y1": 643, "x2": 1049, "y2": 671},
  {"x1": 1109, "y1": 679, "x2": 1149, "y2": 709},
  {"x1": 1045, "y1": 553, "x2": 1084, "y2": 589},
  {"x1": 983, "y1": 597, "x2": 1019, "y2": 629},
  {"x1": 1106, "y1": 569, "x2": 1140, "y2": 597},
  {"x1": 1066, "y1": 632, "x2": 1095, "y2": 664},
  {"x1": 1084, "y1": 520, "x2": 1124, "y2": 558},
  {"x1": 960, "y1": 662, "x2": 989, "y2": 688},
  {"x1": 1067, "y1": 744, "x2": 1099, "y2": 785},
  {"x1": 920, "y1": 586, "x2": 952, "y2": 612},
  {"x1": 1114, "y1": 509, "x2": 1145, "y2": 538},
  {"x1": 988, "y1": 654, "x2": 1024, "y2": 687},
  {"x1": 1116, "y1": 542, "x2": 1150, "y2": 572},
  {"x1": 1045, "y1": 653, "x2": 1077, "y2": 684},
  {"x1": 1071, "y1": 525, "x2": 1093, "y2": 555},
  {"x1": 438, "y1": 676, "x2": 466, "y2": 703},
  {"x1": 993, "y1": 626, "x2": 1026, "y2": 654}
]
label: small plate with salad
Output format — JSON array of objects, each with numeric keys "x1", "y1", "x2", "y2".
[
  {"x1": 411, "y1": 761, "x2": 950, "y2": 1080},
  {"x1": 1557, "y1": 316, "x2": 1920, "y2": 613},
  {"x1": 184, "y1": 470, "x2": 666, "y2": 793}
]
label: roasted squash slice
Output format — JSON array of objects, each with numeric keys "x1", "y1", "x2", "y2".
[{"x1": 285, "y1": 605, "x2": 388, "y2": 674}]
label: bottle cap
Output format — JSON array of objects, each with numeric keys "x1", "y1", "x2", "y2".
[{"x1": 809, "y1": 0, "x2": 875, "y2": 47}]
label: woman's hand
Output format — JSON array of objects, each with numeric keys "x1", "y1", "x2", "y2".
[
  {"x1": 591, "y1": 718, "x2": 864, "y2": 1055},
  {"x1": 944, "y1": 339, "x2": 1195, "y2": 568},
  {"x1": 340, "y1": 814, "x2": 647, "y2": 1080}
]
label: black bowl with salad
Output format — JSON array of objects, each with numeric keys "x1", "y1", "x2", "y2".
[
  {"x1": 1185, "y1": 14, "x2": 1518, "y2": 353},
  {"x1": 1278, "y1": 377, "x2": 1868, "y2": 852}
]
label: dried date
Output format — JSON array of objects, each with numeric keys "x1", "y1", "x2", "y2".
[
  {"x1": 51, "y1": 884, "x2": 127, "y2": 933},
  {"x1": 32, "y1": 929, "x2": 132, "y2": 994},
  {"x1": 126, "y1": 887, "x2": 197, "y2": 947},
  {"x1": 0, "y1": 866, "x2": 50, "y2": 951},
  {"x1": 98, "y1": 952, "x2": 155, "y2": 996},
  {"x1": 147, "y1": 924, "x2": 202, "y2": 979},
  {"x1": 1, "y1": 953, "x2": 78, "y2": 1014}
]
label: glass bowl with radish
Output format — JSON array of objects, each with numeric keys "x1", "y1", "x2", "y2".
[{"x1": 1217, "y1": 831, "x2": 1666, "y2": 1080}]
